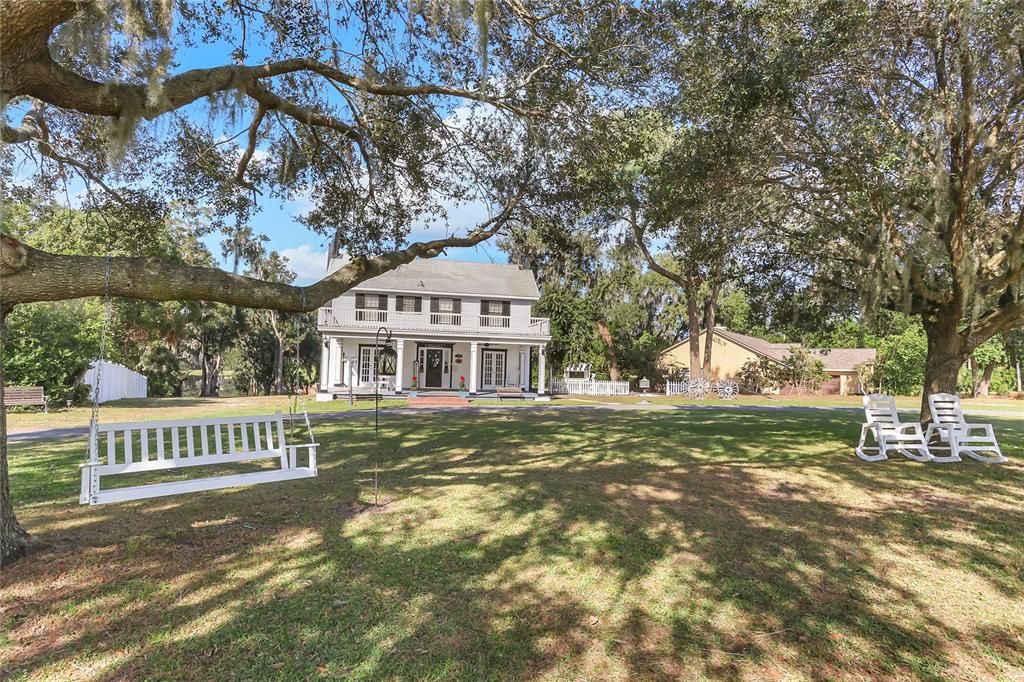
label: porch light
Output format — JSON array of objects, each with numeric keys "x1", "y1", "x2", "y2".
[{"x1": 377, "y1": 345, "x2": 398, "y2": 377}]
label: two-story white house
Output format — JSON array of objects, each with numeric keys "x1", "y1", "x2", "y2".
[{"x1": 316, "y1": 257, "x2": 552, "y2": 398}]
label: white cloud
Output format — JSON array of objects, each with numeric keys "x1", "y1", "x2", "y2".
[{"x1": 280, "y1": 244, "x2": 329, "y2": 284}]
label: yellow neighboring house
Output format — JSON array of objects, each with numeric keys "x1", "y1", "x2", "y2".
[{"x1": 657, "y1": 326, "x2": 876, "y2": 396}]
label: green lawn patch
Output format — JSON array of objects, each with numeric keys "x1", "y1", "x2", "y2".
[{"x1": 3, "y1": 408, "x2": 1024, "y2": 680}]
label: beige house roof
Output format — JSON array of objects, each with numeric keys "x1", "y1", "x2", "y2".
[
  {"x1": 664, "y1": 327, "x2": 877, "y2": 373},
  {"x1": 352, "y1": 258, "x2": 540, "y2": 299},
  {"x1": 806, "y1": 347, "x2": 877, "y2": 372}
]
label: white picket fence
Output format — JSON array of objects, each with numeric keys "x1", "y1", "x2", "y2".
[
  {"x1": 550, "y1": 378, "x2": 631, "y2": 396},
  {"x1": 83, "y1": 360, "x2": 148, "y2": 403},
  {"x1": 665, "y1": 380, "x2": 686, "y2": 396}
]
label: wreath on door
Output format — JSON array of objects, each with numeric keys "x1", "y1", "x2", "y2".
[{"x1": 428, "y1": 353, "x2": 442, "y2": 369}]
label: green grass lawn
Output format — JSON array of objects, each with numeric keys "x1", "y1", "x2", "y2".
[
  {"x1": 11, "y1": 392, "x2": 1023, "y2": 434},
  {"x1": 4, "y1": 408, "x2": 1024, "y2": 680},
  {"x1": 4, "y1": 395, "x2": 411, "y2": 432}
]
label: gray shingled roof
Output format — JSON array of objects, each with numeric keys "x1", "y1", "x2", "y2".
[
  {"x1": 709, "y1": 327, "x2": 877, "y2": 371},
  {"x1": 353, "y1": 258, "x2": 540, "y2": 299}
]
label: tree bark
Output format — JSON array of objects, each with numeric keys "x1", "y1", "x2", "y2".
[
  {"x1": 970, "y1": 358, "x2": 979, "y2": 397},
  {"x1": 978, "y1": 362, "x2": 996, "y2": 397},
  {"x1": 702, "y1": 281, "x2": 723, "y2": 377},
  {"x1": 201, "y1": 351, "x2": 221, "y2": 397},
  {"x1": 0, "y1": 203, "x2": 517, "y2": 309},
  {"x1": 594, "y1": 319, "x2": 620, "y2": 381},
  {"x1": 273, "y1": 337, "x2": 286, "y2": 395},
  {"x1": 686, "y1": 284, "x2": 702, "y2": 378},
  {"x1": 200, "y1": 346, "x2": 209, "y2": 397},
  {"x1": 0, "y1": 307, "x2": 32, "y2": 566},
  {"x1": 921, "y1": 312, "x2": 968, "y2": 420}
]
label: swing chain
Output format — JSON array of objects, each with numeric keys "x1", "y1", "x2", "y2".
[{"x1": 87, "y1": 255, "x2": 112, "y2": 459}]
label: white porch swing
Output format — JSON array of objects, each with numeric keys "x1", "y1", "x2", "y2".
[{"x1": 80, "y1": 258, "x2": 318, "y2": 505}]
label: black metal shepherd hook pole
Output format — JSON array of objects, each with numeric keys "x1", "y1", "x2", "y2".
[
  {"x1": 372, "y1": 326, "x2": 397, "y2": 507},
  {"x1": 374, "y1": 326, "x2": 393, "y2": 438}
]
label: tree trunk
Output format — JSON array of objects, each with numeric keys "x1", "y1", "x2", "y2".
[
  {"x1": 970, "y1": 358, "x2": 979, "y2": 397},
  {"x1": 273, "y1": 336, "x2": 285, "y2": 395},
  {"x1": 0, "y1": 307, "x2": 31, "y2": 566},
  {"x1": 203, "y1": 350, "x2": 220, "y2": 393},
  {"x1": 199, "y1": 345, "x2": 209, "y2": 396},
  {"x1": 702, "y1": 281, "x2": 723, "y2": 377},
  {"x1": 201, "y1": 350, "x2": 221, "y2": 397},
  {"x1": 921, "y1": 313, "x2": 968, "y2": 421},
  {"x1": 595, "y1": 319, "x2": 620, "y2": 381},
  {"x1": 978, "y1": 362, "x2": 996, "y2": 397},
  {"x1": 686, "y1": 284, "x2": 701, "y2": 378}
]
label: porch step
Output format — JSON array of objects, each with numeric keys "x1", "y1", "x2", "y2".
[{"x1": 407, "y1": 396, "x2": 471, "y2": 406}]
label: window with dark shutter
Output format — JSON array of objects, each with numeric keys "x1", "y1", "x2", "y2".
[
  {"x1": 430, "y1": 297, "x2": 439, "y2": 313},
  {"x1": 355, "y1": 293, "x2": 365, "y2": 308},
  {"x1": 414, "y1": 297, "x2": 422, "y2": 312},
  {"x1": 452, "y1": 298, "x2": 462, "y2": 314},
  {"x1": 502, "y1": 300, "x2": 510, "y2": 316}
]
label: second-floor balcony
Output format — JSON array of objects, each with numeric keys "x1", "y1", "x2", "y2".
[{"x1": 319, "y1": 307, "x2": 551, "y2": 337}]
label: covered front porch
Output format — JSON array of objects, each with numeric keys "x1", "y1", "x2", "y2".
[{"x1": 317, "y1": 334, "x2": 548, "y2": 399}]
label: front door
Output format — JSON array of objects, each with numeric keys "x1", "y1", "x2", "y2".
[
  {"x1": 482, "y1": 350, "x2": 505, "y2": 390},
  {"x1": 424, "y1": 348, "x2": 444, "y2": 388}
]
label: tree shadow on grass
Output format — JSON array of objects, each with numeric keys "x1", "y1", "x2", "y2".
[{"x1": 3, "y1": 408, "x2": 1024, "y2": 680}]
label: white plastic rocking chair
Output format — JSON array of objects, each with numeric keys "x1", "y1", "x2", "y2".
[
  {"x1": 925, "y1": 393, "x2": 1007, "y2": 464},
  {"x1": 855, "y1": 394, "x2": 933, "y2": 462}
]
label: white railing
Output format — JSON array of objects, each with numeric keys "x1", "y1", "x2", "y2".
[
  {"x1": 666, "y1": 380, "x2": 686, "y2": 396},
  {"x1": 430, "y1": 312, "x2": 462, "y2": 326},
  {"x1": 479, "y1": 314, "x2": 511, "y2": 328},
  {"x1": 318, "y1": 307, "x2": 550, "y2": 337},
  {"x1": 356, "y1": 309, "x2": 387, "y2": 322},
  {"x1": 551, "y1": 378, "x2": 631, "y2": 396}
]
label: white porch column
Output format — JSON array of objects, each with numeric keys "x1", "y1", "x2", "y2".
[
  {"x1": 519, "y1": 347, "x2": 528, "y2": 388},
  {"x1": 470, "y1": 342, "x2": 479, "y2": 394},
  {"x1": 538, "y1": 344, "x2": 547, "y2": 395},
  {"x1": 395, "y1": 338, "x2": 405, "y2": 393},
  {"x1": 319, "y1": 337, "x2": 330, "y2": 391},
  {"x1": 330, "y1": 338, "x2": 342, "y2": 387}
]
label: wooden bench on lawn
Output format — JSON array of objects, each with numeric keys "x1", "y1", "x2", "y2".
[
  {"x1": 5, "y1": 386, "x2": 48, "y2": 412},
  {"x1": 496, "y1": 386, "x2": 525, "y2": 400},
  {"x1": 80, "y1": 411, "x2": 317, "y2": 505}
]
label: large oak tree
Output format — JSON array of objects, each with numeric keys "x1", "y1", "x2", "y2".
[
  {"x1": 773, "y1": 2, "x2": 1024, "y2": 417},
  {"x1": 0, "y1": 0, "x2": 649, "y2": 563}
]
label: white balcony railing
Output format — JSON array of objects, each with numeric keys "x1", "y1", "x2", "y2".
[
  {"x1": 430, "y1": 312, "x2": 462, "y2": 326},
  {"x1": 479, "y1": 314, "x2": 511, "y2": 328},
  {"x1": 318, "y1": 307, "x2": 550, "y2": 337},
  {"x1": 355, "y1": 309, "x2": 387, "y2": 322}
]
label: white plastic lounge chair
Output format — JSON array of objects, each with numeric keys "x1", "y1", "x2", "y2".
[
  {"x1": 855, "y1": 394, "x2": 933, "y2": 462},
  {"x1": 925, "y1": 393, "x2": 1007, "y2": 464}
]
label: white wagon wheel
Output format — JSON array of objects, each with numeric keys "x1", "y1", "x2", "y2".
[
  {"x1": 687, "y1": 376, "x2": 711, "y2": 399},
  {"x1": 715, "y1": 379, "x2": 739, "y2": 400}
]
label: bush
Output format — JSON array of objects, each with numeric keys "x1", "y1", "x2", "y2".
[
  {"x1": 876, "y1": 324, "x2": 928, "y2": 395},
  {"x1": 4, "y1": 301, "x2": 101, "y2": 400}
]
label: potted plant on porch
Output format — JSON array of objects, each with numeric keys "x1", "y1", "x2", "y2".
[
  {"x1": 458, "y1": 375, "x2": 468, "y2": 398},
  {"x1": 409, "y1": 374, "x2": 418, "y2": 397}
]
